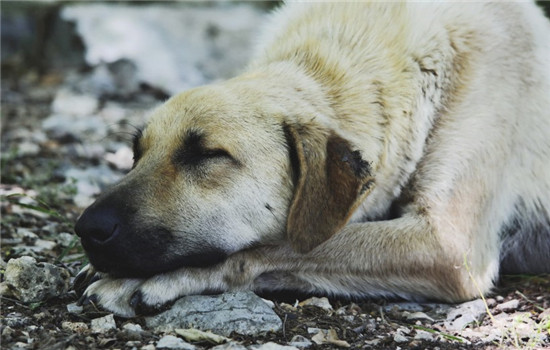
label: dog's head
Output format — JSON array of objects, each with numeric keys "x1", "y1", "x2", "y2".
[{"x1": 75, "y1": 79, "x2": 374, "y2": 277}]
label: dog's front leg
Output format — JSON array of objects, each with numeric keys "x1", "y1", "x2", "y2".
[{"x1": 252, "y1": 214, "x2": 491, "y2": 303}]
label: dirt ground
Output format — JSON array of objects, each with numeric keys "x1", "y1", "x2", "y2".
[{"x1": 1, "y1": 62, "x2": 549, "y2": 350}]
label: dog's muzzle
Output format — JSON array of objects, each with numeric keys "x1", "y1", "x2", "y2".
[{"x1": 74, "y1": 192, "x2": 227, "y2": 277}]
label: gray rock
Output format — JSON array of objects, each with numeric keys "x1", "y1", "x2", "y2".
[
  {"x1": 3, "y1": 256, "x2": 70, "y2": 303},
  {"x1": 495, "y1": 299, "x2": 519, "y2": 312},
  {"x1": 146, "y1": 292, "x2": 282, "y2": 336},
  {"x1": 90, "y1": 314, "x2": 117, "y2": 333},
  {"x1": 156, "y1": 335, "x2": 196, "y2": 350},
  {"x1": 445, "y1": 299, "x2": 487, "y2": 331}
]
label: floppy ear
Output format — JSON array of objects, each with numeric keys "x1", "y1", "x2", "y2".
[{"x1": 284, "y1": 123, "x2": 375, "y2": 253}]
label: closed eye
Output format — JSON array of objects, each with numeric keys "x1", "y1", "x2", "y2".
[
  {"x1": 176, "y1": 148, "x2": 233, "y2": 167},
  {"x1": 132, "y1": 127, "x2": 144, "y2": 167},
  {"x1": 173, "y1": 130, "x2": 237, "y2": 168}
]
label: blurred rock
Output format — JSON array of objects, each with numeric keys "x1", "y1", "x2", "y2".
[
  {"x1": 51, "y1": 88, "x2": 99, "y2": 116},
  {"x1": 61, "y1": 3, "x2": 266, "y2": 94},
  {"x1": 63, "y1": 165, "x2": 122, "y2": 207},
  {"x1": 104, "y1": 146, "x2": 133, "y2": 170},
  {"x1": 2, "y1": 256, "x2": 70, "y2": 303},
  {"x1": 146, "y1": 292, "x2": 282, "y2": 336}
]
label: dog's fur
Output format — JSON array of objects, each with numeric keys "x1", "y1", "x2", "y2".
[{"x1": 75, "y1": 2, "x2": 550, "y2": 317}]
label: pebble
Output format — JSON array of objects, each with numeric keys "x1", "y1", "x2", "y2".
[
  {"x1": 156, "y1": 335, "x2": 196, "y2": 350},
  {"x1": 90, "y1": 314, "x2": 117, "y2": 333},
  {"x1": 146, "y1": 292, "x2": 281, "y2": 337},
  {"x1": 2, "y1": 256, "x2": 70, "y2": 303},
  {"x1": 299, "y1": 296, "x2": 333, "y2": 311},
  {"x1": 288, "y1": 335, "x2": 312, "y2": 348},
  {"x1": 414, "y1": 330, "x2": 434, "y2": 341},
  {"x1": 62, "y1": 321, "x2": 89, "y2": 333},
  {"x1": 66, "y1": 302, "x2": 84, "y2": 314},
  {"x1": 56, "y1": 232, "x2": 75, "y2": 247},
  {"x1": 393, "y1": 333, "x2": 409, "y2": 343},
  {"x1": 121, "y1": 323, "x2": 144, "y2": 341},
  {"x1": 495, "y1": 299, "x2": 519, "y2": 312}
]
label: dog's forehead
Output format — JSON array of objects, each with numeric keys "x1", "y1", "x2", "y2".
[{"x1": 141, "y1": 87, "x2": 276, "y2": 153}]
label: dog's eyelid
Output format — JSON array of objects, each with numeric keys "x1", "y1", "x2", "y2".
[
  {"x1": 174, "y1": 146, "x2": 237, "y2": 168},
  {"x1": 132, "y1": 128, "x2": 144, "y2": 165}
]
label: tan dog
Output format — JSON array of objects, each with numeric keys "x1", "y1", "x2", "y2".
[{"x1": 75, "y1": 2, "x2": 550, "y2": 316}]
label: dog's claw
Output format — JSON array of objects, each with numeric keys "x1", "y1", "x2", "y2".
[
  {"x1": 130, "y1": 290, "x2": 174, "y2": 315},
  {"x1": 78, "y1": 293, "x2": 98, "y2": 307},
  {"x1": 73, "y1": 264, "x2": 101, "y2": 296}
]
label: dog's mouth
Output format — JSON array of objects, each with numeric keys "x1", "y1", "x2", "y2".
[{"x1": 84, "y1": 244, "x2": 229, "y2": 278}]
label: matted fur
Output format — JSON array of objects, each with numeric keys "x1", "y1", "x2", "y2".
[{"x1": 75, "y1": 1, "x2": 550, "y2": 317}]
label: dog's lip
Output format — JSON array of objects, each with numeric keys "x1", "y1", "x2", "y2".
[{"x1": 84, "y1": 246, "x2": 229, "y2": 278}]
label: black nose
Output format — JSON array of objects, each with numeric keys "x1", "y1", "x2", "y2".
[{"x1": 75, "y1": 204, "x2": 122, "y2": 244}]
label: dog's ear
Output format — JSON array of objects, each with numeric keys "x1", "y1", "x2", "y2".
[{"x1": 284, "y1": 123, "x2": 375, "y2": 253}]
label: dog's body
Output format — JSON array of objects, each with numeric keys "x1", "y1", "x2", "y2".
[{"x1": 75, "y1": 2, "x2": 550, "y2": 316}]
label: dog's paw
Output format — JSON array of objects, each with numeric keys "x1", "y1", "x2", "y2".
[
  {"x1": 79, "y1": 276, "x2": 143, "y2": 317},
  {"x1": 127, "y1": 272, "x2": 202, "y2": 315},
  {"x1": 77, "y1": 270, "x2": 210, "y2": 317}
]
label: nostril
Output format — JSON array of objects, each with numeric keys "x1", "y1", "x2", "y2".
[{"x1": 91, "y1": 222, "x2": 120, "y2": 243}]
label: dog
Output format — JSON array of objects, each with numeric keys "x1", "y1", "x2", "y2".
[{"x1": 74, "y1": 1, "x2": 550, "y2": 317}]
